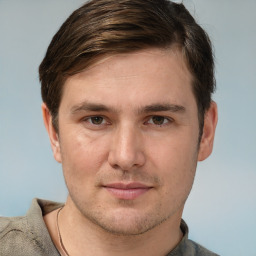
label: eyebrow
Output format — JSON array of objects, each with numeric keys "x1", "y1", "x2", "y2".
[
  {"x1": 70, "y1": 102, "x2": 115, "y2": 114},
  {"x1": 139, "y1": 103, "x2": 186, "y2": 114},
  {"x1": 70, "y1": 102, "x2": 186, "y2": 115}
]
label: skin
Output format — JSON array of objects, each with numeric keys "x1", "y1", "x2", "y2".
[{"x1": 43, "y1": 48, "x2": 218, "y2": 256}]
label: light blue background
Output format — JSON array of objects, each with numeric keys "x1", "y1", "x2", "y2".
[{"x1": 0, "y1": 1, "x2": 255, "y2": 255}]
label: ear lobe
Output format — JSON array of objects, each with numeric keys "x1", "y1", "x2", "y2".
[
  {"x1": 198, "y1": 101, "x2": 218, "y2": 161},
  {"x1": 42, "y1": 103, "x2": 62, "y2": 163}
]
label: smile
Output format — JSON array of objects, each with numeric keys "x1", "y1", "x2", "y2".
[{"x1": 103, "y1": 183, "x2": 153, "y2": 200}]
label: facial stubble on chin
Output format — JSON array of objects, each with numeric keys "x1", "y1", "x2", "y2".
[
  {"x1": 60, "y1": 130, "x2": 200, "y2": 236},
  {"x1": 68, "y1": 194, "x2": 173, "y2": 236},
  {"x1": 65, "y1": 165, "x2": 197, "y2": 237},
  {"x1": 66, "y1": 171, "x2": 166, "y2": 236}
]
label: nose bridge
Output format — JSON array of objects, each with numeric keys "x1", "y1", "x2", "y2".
[{"x1": 108, "y1": 121, "x2": 145, "y2": 170}]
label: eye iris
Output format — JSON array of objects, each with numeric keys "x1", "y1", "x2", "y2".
[
  {"x1": 91, "y1": 117, "x2": 103, "y2": 124},
  {"x1": 152, "y1": 116, "x2": 165, "y2": 125}
]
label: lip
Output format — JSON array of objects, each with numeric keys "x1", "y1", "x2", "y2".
[{"x1": 102, "y1": 182, "x2": 153, "y2": 200}]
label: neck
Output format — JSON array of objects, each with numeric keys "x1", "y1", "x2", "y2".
[{"x1": 55, "y1": 198, "x2": 184, "y2": 256}]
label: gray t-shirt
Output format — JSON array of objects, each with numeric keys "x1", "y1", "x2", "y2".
[{"x1": 0, "y1": 198, "x2": 219, "y2": 256}]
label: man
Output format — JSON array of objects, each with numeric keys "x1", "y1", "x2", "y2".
[{"x1": 0, "y1": 0, "x2": 218, "y2": 255}]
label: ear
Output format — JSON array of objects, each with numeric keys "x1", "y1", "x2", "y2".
[
  {"x1": 42, "y1": 103, "x2": 62, "y2": 163},
  {"x1": 198, "y1": 101, "x2": 218, "y2": 161}
]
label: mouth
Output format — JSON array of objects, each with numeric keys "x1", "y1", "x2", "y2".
[{"x1": 102, "y1": 182, "x2": 153, "y2": 200}]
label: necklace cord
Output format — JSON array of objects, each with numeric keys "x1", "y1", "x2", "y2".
[{"x1": 56, "y1": 207, "x2": 71, "y2": 256}]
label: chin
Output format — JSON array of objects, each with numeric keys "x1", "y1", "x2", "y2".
[
  {"x1": 84, "y1": 207, "x2": 172, "y2": 236},
  {"x1": 95, "y1": 219, "x2": 157, "y2": 236}
]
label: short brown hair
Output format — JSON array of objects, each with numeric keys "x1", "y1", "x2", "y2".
[{"x1": 39, "y1": 0, "x2": 215, "y2": 136}]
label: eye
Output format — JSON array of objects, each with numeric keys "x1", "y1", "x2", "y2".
[
  {"x1": 86, "y1": 116, "x2": 106, "y2": 125},
  {"x1": 147, "y1": 116, "x2": 171, "y2": 126}
]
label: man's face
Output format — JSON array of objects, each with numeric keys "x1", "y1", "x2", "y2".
[{"x1": 48, "y1": 48, "x2": 206, "y2": 235}]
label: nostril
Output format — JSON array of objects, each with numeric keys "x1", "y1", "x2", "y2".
[{"x1": 112, "y1": 164, "x2": 120, "y2": 170}]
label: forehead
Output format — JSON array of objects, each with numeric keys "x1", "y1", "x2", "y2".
[
  {"x1": 61, "y1": 47, "x2": 195, "y2": 110},
  {"x1": 73, "y1": 47, "x2": 191, "y2": 83}
]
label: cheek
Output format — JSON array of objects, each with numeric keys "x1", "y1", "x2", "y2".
[
  {"x1": 147, "y1": 133, "x2": 198, "y2": 189},
  {"x1": 59, "y1": 130, "x2": 109, "y2": 182}
]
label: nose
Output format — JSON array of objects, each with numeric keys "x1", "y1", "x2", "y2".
[{"x1": 108, "y1": 124, "x2": 146, "y2": 171}]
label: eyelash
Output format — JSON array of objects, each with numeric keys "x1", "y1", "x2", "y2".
[
  {"x1": 83, "y1": 116, "x2": 109, "y2": 126},
  {"x1": 82, "y1": 115, "x2": 173, "y2": 128},
  {"x1": 145, "y1": 116, "x2": 173, "y2": 126}
]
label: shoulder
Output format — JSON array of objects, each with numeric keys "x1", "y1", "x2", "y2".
[
  {"x1": 169, "y1": 238, "x2": 219, "y2": 256},
  {"x1": 0, "y1": 215, "x2": 28, "y2": 236},
  {"x1": 167, "y1": 220, "x2": 220, "y2": 256},
  {"x1": 185, "y1": 239, "x2": 220, "y2": 256},
  {"x1": 0, "y1": 198, "x2": 62, "y2": 256},
  {"x1": 0, "y1": 215, "x2": 38, "y2": 255}
]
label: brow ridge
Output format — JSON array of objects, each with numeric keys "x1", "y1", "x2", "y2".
[
  {"x1": 140, "y1": 103, "x2": 186, "y2": 114},
  {"x1": 70, "y1": 102, "x2": 186, "y2": 115}
]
